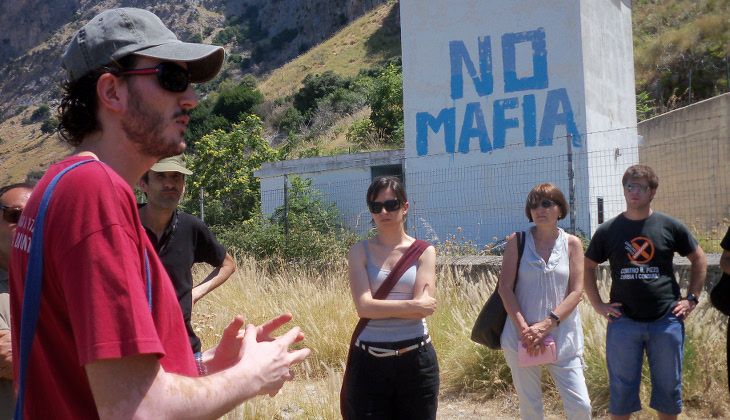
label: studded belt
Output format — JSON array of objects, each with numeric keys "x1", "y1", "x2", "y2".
[{"x1": 354, "y1": 336, "x2": 432, "y2": 358}]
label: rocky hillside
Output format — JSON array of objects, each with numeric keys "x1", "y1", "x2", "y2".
[
  {"x1": 0, "y1": 0, "x2": 388, "y2": 185},
  {"x1": 0, "y1": 0, "x2": 386, "y2": 121}
]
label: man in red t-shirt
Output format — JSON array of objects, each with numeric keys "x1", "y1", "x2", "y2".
[{"x1": 9, "y1": 8, "x2": 309, "y2": 418}]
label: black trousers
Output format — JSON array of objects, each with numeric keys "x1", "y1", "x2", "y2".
[{"x1": 341, "y1": 336, "x2": 440, "y2": 420}]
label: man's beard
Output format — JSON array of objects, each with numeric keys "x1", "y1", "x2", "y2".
[{"x1": 121, "y1": 83, "x2": 186, "y2": 158}]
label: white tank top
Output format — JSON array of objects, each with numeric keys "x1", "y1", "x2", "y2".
[
  {"x1": 501, "y1": 228, "x2": 584, "y2": 360},
  {"x1": 356, "y1": 241, "x2": 428, "y2": 342}
]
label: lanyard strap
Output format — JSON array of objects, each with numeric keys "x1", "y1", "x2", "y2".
[{"x1": 14, "y1": 160, "x2": 152, "y2": 419}]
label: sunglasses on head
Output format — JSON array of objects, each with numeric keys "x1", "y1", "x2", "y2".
[
  {"x1": 0, "y1": 205, "x2": 22, "y2": 224},
  {"x1": 117, "y1": 62, "x2": 190, "y2": 93},
  {"x1": 368, "y1": 199, "x2": 401, "y2": 214},
  {"x1": 529, "y1": 199, "x2": 557, "y2": 210}
]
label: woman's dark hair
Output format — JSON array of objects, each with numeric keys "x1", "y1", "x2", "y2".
[
  {"x1": 524, "y1": 183, "x2": 569, "y2": 222},
  {"x1": 57, "y1": 55, "x2": 137, "y2": 146},
  {"x1": 366, "y1": 176, "x2": 407, "y2": 204}
]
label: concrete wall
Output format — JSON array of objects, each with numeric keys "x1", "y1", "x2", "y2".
[
  {"x1": 255, "y1": 150, "x2": 404, "y2": 235},
  {"x1": 400, "y1": 0, "x2": 638, "y2": 244},
  {"x1": 637, "y1": 93, "x2": 730, "y2": 235}
]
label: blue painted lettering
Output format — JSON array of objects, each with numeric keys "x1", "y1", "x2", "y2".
[
  {"x1": 416, "y1": 108, "x2": 456, "y2": 155},
  {"x1": 502, "y1": 28, "x2": 548, "y2": 93},
  {"x1": 493, "y1": 97, "x2": 519, "y2": 149},
  {"x1": 449, "y1": 37, "x2": 493, "y2": 100},
  {"x1": 539, "y1": 88, "x2": 582, "y2": 147},
  {"x1": 458, "y1": 102, "x2": 492, "y2": 153},
  {"x1": 522, "y1": 94, "x2": 537, "y2": 147}
]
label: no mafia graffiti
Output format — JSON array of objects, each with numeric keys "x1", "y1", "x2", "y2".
[{"x1": 415, "y1": 28, "x2": 582, "y2": 156}]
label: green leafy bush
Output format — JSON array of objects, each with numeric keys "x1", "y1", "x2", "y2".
[
  {"x1": 216, "y1": 177, "x2": 358, "y2": 266},
  {"x1": 212, "y1": 78, "x2": 264, "y2": 123},
  {"x1": 293, "y1": 71, "x2": 349, "y2": 116},
  {"x1": 185, "y1": 115, "x2": 281, "y2": 225},
  {"x1": 40, "y1": 116, "x2": 58, "y2": 134},
  {"x1": 368, "y1": 63, "x2": 404, "y2": 145}
]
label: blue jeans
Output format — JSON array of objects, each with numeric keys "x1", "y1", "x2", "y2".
[
  {"x1": 606, "y1": 310, "x2": 684, "y2": 415},
  {"x1": 341, "y1": 335, "x2": 439, "y2": 419}
]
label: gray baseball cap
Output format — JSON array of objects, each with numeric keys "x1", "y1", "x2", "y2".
[{"x1": 62, "y1": 8, "x2": 224, "y2": 83}]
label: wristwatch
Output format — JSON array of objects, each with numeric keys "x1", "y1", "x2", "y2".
[
  {"x1": 685, "y1": 293, "x2": 699, "y2": 305},
  {"x1": 549, "y1": 311, "x2": 561, "y2": 326}
]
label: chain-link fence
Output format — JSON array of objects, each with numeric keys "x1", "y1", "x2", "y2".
[{"x1": 258, "y1": 114, "x2": 729, "y2": 252}]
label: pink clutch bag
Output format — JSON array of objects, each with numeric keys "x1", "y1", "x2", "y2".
[{"x1": 518, "y1": 335, "x2": 557, "y2": 367}]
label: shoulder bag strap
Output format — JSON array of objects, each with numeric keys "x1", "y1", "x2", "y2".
[
  {"x1": 14, "y1": 160, "x2": 152, "y2": 420},
  {"x1": 349, "y1": 239, "x2": 431, "y2": 345},
  {"x1": 511, "y1": 231, "x2": 525, "y2": 291}
]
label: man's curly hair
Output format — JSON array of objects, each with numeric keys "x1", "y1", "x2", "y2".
[{"x1": 57, "y1": 55, "x2": 136, "y2": 146}]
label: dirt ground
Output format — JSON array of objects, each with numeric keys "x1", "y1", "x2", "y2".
[{"x1": 437, "y1": 396, "x2": 726, "y2": 419}]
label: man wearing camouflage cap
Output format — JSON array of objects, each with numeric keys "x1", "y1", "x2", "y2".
[{"x1": 10, "y1": 8, "x2": 309, "y2": 418}]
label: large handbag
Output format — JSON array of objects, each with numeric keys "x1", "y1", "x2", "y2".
[
  {"x1": 710, "y1": 272, "x2": 730, "y2": 316},
  {"x1": 470, "y1": 231, "x2": 525, "y2": 349}
]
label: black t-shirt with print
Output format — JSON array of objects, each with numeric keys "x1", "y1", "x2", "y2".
[{"x1": 585, "y1": 211, "x2": 697, "y2": 321}]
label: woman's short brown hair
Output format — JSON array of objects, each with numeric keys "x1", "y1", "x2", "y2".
[{"x1": 524, "y1": 183, "x2": 569, "y2": 222}]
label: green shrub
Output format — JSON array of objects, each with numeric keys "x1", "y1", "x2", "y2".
[
  {"x1": 276, "y1": 107, "x2": 305, "y2": 134},
  {"x1": 216, "y1": 177, "x2": 358, "y2": 266},
  {"x1": 211, "y1": 79, "x2": 264, "y2": 123},
  {"x1": 346, "y1": 118, "x2": 376, "y2": 147},
  {"x1": 368, "y1": 63, "x2": 404, "y2": 145},
  {"x1": 40, "y1": 116, "x2": 58, "y2": 134},
  {"x1": 293, "y1": 71, "x2": 349, "y2": 116}
]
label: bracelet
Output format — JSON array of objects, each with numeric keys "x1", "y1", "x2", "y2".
[
  {"x1": 194, "y1": 352, "x2": 208, "y2": 376},
  {"x1": 549, "y1": 311, "x2": 561, "y2": 326}
]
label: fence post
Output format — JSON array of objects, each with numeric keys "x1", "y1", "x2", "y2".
[
  {"x1": 283, "y1": 175, "x2": 289, "y2": 250},
  {"x1": 566, "y1": 134, "x2": 576, "y2": 234}
]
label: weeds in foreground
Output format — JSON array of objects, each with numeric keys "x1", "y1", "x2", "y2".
[{"x1": 193, "y1": 257, "x2": 729, "y2": 419}]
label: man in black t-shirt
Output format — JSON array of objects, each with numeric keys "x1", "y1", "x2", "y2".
[
  {"x1": 139, "y1": 155, "x2": 236, "y2": 359},
  {"x1": 584, "y1": 164, "x2": 706, "y2": 420}
]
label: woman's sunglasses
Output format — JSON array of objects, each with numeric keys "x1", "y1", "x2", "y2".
[
  {"x1": 529, "y1": 199, "x2": 557, "y2": 210},
  {"x1": 117, "y1": 62, "x2": 190, "y2": 93},
  {"x1": 0, "y1": 205, "x2": 22, "y2": 224},
  {"x1": 368, "y1": 199, "x2": 401, "y2": 214}
]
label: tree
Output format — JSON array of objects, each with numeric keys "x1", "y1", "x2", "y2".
[
  {"x1": 186, "y1": 115, "x2": 280, "y2": 224},
  {"x1": 212, "y1": 77, "x2": 264, "y2": 123},
  {"x1": 293, "y1": 71, "x2": 348, "y2": 116},
  {"x1": 368, "y1": 64, "x2": 404, "y2": 145}
]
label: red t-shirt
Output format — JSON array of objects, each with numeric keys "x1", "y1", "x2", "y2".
[{"x1": 10, "y1": 156, "x2": 197, "y2": 418}]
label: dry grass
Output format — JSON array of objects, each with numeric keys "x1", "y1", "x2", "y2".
[
  {"x1": 0, "y1": 106, "x2": 70, "y2": 185},
  {"x1": 192, "y1": 256, "x2": 730, "y2": 419}
]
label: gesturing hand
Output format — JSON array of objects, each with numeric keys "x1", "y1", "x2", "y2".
[
  {"x1": 237, "y1": 324, "x2": 311, "y2": 397},
  {"x1": 204, "y1": 313, "x2": 305, "y2": 374}
]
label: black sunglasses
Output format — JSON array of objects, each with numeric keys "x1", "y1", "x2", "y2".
[
  {"x1": 0, "y1": 205, "x2": 22, "y2": 224},
  {"x1": 368, "y1": 199, "x2": 401, "y2": 214},
  {"x1": 529, "y1": 199, "x2": 557, "y2": 210},
  {"x1": 117, "y1": 62, "x2": 190, "y2": 93}
]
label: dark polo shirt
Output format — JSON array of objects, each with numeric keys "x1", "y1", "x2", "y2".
[{"x1": 140, "y1": 205, "x2": 226, "y2": 353}]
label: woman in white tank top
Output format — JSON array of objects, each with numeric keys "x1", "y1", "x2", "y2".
[
  {"x1": 340, "y1": 176, "x2": 439, "y2": 420},
  {"x1": 498, "y1": 183, "x2": 592, "y2": 419}
]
